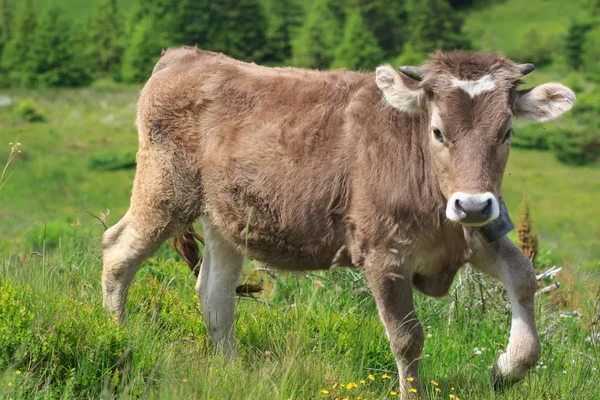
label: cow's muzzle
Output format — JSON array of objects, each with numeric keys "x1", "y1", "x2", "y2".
[{"x1": 446, "y1": 192, "x2": 499, "y2": 226}]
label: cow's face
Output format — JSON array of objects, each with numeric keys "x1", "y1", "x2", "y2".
[{"x1": 376, "y1": 52, "x2": 575, "y2": 227}]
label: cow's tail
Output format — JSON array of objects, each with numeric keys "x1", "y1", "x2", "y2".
[
  {"x1": 172, "y1": 225, "x2": 264, "y2": 297},
  {"x1": 173, "y1": 226, "x2": 204, "y2": 277}
]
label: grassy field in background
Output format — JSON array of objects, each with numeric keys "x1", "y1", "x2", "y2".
[{"x1": 463, "y1": 0, "x2": 587, "y2": 56}]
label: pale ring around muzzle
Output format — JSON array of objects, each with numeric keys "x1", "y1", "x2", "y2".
[{"x1": 446, "y1": 192, "x2": 500, "y2": 226}]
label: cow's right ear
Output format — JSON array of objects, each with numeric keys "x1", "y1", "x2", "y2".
[{"x1": 376, "y1": 65, "x2": 425, "y2": 114}]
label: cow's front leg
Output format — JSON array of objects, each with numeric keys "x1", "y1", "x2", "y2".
[
  {"x1": 470, "y1": 234, "x2": 541, "y2": 388},
  {"x1": 364, "y1": 252, "x2": 424, "y2": 397}
]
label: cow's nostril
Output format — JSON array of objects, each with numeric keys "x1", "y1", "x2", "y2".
[
  {"x1": 455, "y1": 199, "x2": 466, "y2": 219},
  {"x1": 481, "y1": 198, "x2": 492, "y2": 217}
]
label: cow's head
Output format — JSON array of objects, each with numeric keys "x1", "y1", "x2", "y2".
[{"x1": 375, "y1": 52, "x2": 575, "y2": 227}]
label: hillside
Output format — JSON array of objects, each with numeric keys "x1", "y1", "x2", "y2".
[{"x1": 463, "y1": 0, "x2": 587, "y2": 56}]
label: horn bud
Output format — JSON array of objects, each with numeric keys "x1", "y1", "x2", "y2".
[
  {"x1": 398, "y1": 66, "x2": 424, "y2": 82},
  {"x1": 518, "y1": 63, "x2": 535, "y2": 76}
]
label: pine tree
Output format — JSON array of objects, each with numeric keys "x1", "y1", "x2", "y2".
[
  {"x1": 1, "y1": 0, "x2": 36, "y2": 83},
  {"x1": 331, "y1": 9, "x2": 383, "y2": 70},
  {"x1": 205, "y1": 0, "x2": 268, "y2": 61},
  {"x1": 565, "y1": 20, "x2": 592, "y2": 71},
  {"x1": 0, "y1": 0, "x2": 14, "y2": 57},
  {"x1": 355, "y1": 0, "x2": 406, "y2": 58},
  {"x1": 586, "y1": 0, "x2": 600, "y2": 16},
  {"x1": 121, "y1": 16, "x2": 169, "y2": 83},
  {"x1": 402, "y1": 0, "x2": 469, "y2": 56},
  {"x1": 582, "y1": 25, "x2": 600, "y2": 82},
  {"x1": 22, "y1": 3, "x2": 92, "y2": 87},
  {"x1": 172, "y1": 0, "x2": 209, "y2": 46},
  {"x1": 86, "y1": 0, "x2": 123, "y2": 75},
  {"x1": 126, "y1": 0, "x2": 176, "y2": 40},
  {"x1": 291, "y1": 0, "x2": 343, "y2": 69},
  {"x1": 262, "y1": 0, "x2": 305, "y2": 64}
]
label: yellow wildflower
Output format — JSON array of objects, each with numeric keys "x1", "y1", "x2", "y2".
[
  {"x1": 450, "y1": 395, "x2": 456, "y2": 399},
  {"x1": 391, "y1": 390, "x2": 398, "y2": 396},
  {"x1": 436, "y1": 388, "x2": 441, "y2": 392},
  {"x1": 320, "y1": 389, "x2": 329, "y2": 395},
  {"x1": 431, "y1": 380, "x2": 438, "y2": 386},
  {"x1": 7, "y1": 382, "x2": 12, "y2": 387},
  {"x1": 382, "y1": 374, "x2": 391, "y2": 379},
  {"x1": 451, "y1": 387, "x2": 455, "y2": 391},
  {"x1": 407, "y1": 377, "x2": 414, "y2": 382},
  {"x1": 333, "y1": 382, "x2": 339, "y2": 389},
  {"x1": 113, "y1": 315, "x2": 119, "y2": 321},
  {"x1": 346, "y1": 382, "x2": 353, "y2": 389},
  {"x1": 182, "y1": 379, "x2": 187, "y2": 382},
  {"x1": 368, "y1": 374, "x2": 375, "y2": 381},
  {"x1": 360, "y1": 380, "x2": 366, "y2": 384},
  {"x1": 342, "y1": 397, "x2": 349, "y2": 400},
  {"x1": 409, "y1": 388, "x2": 417, "y2": 393},
  {"x1": 16, "y1": 370, "x2": 21, "y2": 375}
]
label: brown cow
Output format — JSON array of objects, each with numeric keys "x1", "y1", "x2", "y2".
[{"x1": 101, "y1": 47, "x2": 575, "y2": 397}]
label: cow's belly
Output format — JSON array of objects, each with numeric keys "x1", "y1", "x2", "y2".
[
  {"x1": 208, "y1": 213, "x2": 347, "y2": 271},
  {"x1": 203, "y1": 169, "x2": 349, "y2": 271}
]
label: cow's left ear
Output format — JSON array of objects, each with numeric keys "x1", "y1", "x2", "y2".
[
  {"x1": 376, "y1": 65, "x2": 425, "y2": 114},
  {"x1": 514, "y1": 83, "x2": 576, "y2": 121}
]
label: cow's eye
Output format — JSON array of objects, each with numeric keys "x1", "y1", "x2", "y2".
[
  {"x1": 433, "y1": 127, "x2": 444, "y2": 144},
  {"x1": 502, "y1": 128, "x2": 514, "y2": 144}
]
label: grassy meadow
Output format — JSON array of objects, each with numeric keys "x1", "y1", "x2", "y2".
[
  {"x1": 1, "y1": 78, "x2": 600, "y2": 400},
  {"x1": 2, "y1": 0, "x2": 600, "y2": 397}
]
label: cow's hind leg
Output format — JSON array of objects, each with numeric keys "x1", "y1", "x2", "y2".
[
  {"x1": 470, "y1": 234, "x2": 541, "y2": 389},
  {"x1": 102, "y1": 211, "x2": 176, "y2": 323},
  {"x1": 194, "y1": 216, "x2": 243, "y2": 358}
]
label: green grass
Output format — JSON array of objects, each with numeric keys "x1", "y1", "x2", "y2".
[
  {"x1": 1, "y1": 231, "x2": 599, "y2": 399},
  {"x1": 463, "y1": 0, "x2": 587, "y2": 56},
  {"x1": 503, "y1": 148, "x2": 600, "y2": 270}
]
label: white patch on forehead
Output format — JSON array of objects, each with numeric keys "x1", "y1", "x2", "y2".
[{"x1": 450, "y1": 74, "x2": 496, "y2": 98}]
